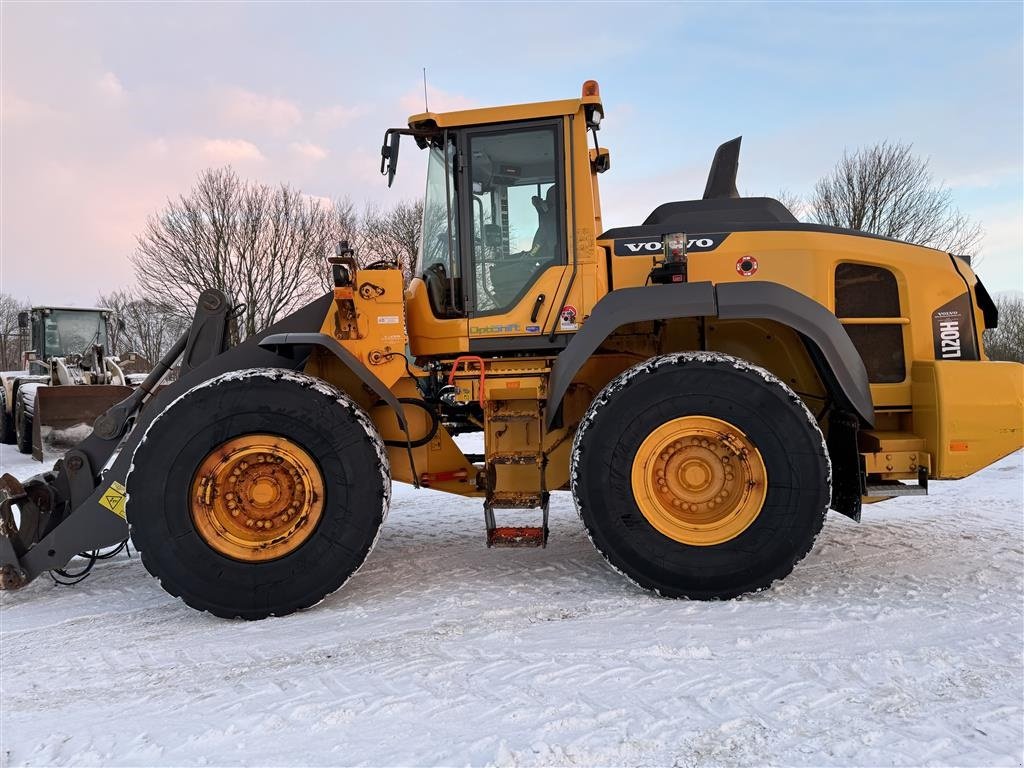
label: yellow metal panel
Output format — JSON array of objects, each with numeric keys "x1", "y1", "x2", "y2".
[
  {"x1": 405, "y1": 277, "x2": 469, "y2": 357},
  {"x1": 911, "y1": 360, "x2": 1024, "y2": 478},
  {"x1": 858, "y1": 430, "x2": 927, "y2": 453},
  {"x1": 316, "y1": 267, "x2": 409, "y2": 390},
  {"x1": 861, "y1": 450, "x2": 930, "y2": 478}
]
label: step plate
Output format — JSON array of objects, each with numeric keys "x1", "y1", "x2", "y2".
[{"x1": 487, "y1": 526, "x2": 547, "y2": 548}]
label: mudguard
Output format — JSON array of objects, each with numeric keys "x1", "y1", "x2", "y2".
[
  {"x1": 546, "y1": 280, "x2": 874, "y2": 428},
  {"x1": 257, "y1": 332, "x2": 409, "y2": 432}
]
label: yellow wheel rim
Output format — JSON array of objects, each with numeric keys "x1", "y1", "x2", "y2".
[
  {"x1": 190, "y1": 434, "x2": 324, "y2": 562},
  {"x1": 630, "y1": 416, "x2": 767, "y2": 546}
]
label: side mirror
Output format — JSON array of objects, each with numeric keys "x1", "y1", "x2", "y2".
[
  {"x1": 380, "y1": 131, "x2": 401, "y2": 188},
  {"x1": 17, "y1": 311, "x2": 28, "y2": 329}
]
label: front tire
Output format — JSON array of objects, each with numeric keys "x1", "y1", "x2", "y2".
[
  {"x1": 0, "y1": 389, "x2": 15, "y2": 445},
  {"x1": 572, "y1": 352, "x2": 830, "y2": 600},
  {"x1": 14, "y1": 390, "x2": 33, "y2": 454},
  {"x1": 127, "y1": 368, "x2": 390, "y2": 619}
]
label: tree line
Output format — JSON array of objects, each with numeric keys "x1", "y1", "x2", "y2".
[
  {"x1": 1, "y1": 144, "x2": 1020, "y2": 369},
  {"x1": 0, "y1": 168, "x2": 423, "y2": 369}
]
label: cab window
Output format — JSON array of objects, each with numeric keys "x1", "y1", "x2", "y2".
[
  {"x1": 835, "y1": 263, "x2": 906, "y2": 383},
  {"x1": 419, "y1": 135, "x2": 462, "y2": 317},
  {"x1": 466, "y1": 123, "x2": 564, "y2": 315}
]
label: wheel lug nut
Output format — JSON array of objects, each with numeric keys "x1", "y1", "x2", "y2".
[{"x1": 245, "y1": 519, "x2": 255, "y2": 528}]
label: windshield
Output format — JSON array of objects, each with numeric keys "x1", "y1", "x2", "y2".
[
  {"x1": 42, "y1": 310, "x2": 108, "y2": 358},
  {"x1": 418, "y1": 139, "x2": 460, "y2": 278}
]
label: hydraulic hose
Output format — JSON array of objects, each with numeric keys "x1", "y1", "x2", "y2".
[{"x1": 378, "y1": 398, "x2": 440, "y2": 449}]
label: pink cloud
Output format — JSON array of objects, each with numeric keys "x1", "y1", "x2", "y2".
[
  {"x1": 313, "y1": 104, "x2": 369, "y2": 128},
  {"x1": 399, "y1": 84, "x2": 476, "y2": 116},
  {"x1": 200, "y1": 138, "x2": 265, "y2": 163},
  {"x1": 1, "y1": 90, "x2": 65, "y2": 125},
  {"x1": 289, "y1": 141, "x2": 328, "y2": 161},
  {"x1": 96, "y1": 71, "x2": 124, "y2": 99},
  {"x1": 219, "y1": 88, "x2": 302, "y2": 135}
]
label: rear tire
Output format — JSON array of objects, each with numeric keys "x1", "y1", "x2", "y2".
[
  {"x1": 0, "y1": 389, "x2": 15, "y2": 445},
  {"x1": 126, "y1": 368, "x2": 390, "y2": 619},
  {"x1": 14, "y1": 390, "x2": 32, "y2": 454},
  {"x1": 571, "y1": 352, "x2": 830, "y2": 600}
]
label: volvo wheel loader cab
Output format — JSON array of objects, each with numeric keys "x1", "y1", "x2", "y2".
[
  {"x1": 0, "y1": 306, "x2": 138, "y2": 460},
  {"x1": 1, "y1": 81, "x2": 1021, "y2": 618}
]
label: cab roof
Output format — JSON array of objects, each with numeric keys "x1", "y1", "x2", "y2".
[{"x1": 407, "y1": 82, "x2": 603, "y2": 131}]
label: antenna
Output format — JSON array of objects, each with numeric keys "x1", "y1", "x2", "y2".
[{"x1": 422, "y1": 67, "x2": 429, "y2": 112}]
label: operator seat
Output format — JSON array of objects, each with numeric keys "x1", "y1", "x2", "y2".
[{"x1": 530, "y1": 184, "x2": 559, "y2": 263}]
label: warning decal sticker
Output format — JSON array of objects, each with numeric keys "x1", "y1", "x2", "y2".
[{"x1": 99, "y1": 480, "x2": 128, "y2": 519}]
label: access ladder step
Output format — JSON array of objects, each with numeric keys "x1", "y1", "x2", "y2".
[
  {"x1": 865, "y1": 482, "x2": 928, "y2": 497},
  {"x1": 487, "y1": 526, "x2": 547, "y2": 548},
  {"x1": 484, "y1": 491, "x2": 550, "y2": 548},
  {"x1": 865, "y1": 467, "x2": 929, "y2": 497},
  {"x1": 489, "y1": 453, "x2": 542, "y2": 466},
  {"x1": 487, "y1": 491, "x2": 545, "y2": 508},
  {"x1": 487, "y1": 413, "x2": 537, "y2": 423}
]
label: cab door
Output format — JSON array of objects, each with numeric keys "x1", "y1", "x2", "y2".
[{"x1": 459, "y1": 119, "x2": 570, "y2": 352}]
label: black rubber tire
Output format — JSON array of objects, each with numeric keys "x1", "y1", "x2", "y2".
[
  {"x1": 571, "y1": 351, "x2": 830, "y2": 600},
  {"x1": 126, "y1": 368, "x2": 391, "y2": 620},
  {"x1": 14, "y1": 391, "x2": 32, "y2": 454},
  {"x1": 0, "y1": 389, "x2": 15, "y2": 445}
]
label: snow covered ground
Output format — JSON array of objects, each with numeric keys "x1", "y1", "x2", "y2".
[{"x1": 1, "y1": 440, "x2": 1022, "y2": 767}]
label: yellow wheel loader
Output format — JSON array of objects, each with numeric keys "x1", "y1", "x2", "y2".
[
  {"x1": 0, "y1": 306, "x2": 143, "y2": 461},
  {"x1": 1, "y1": 81, "x2": 1020, "y2": 617}
]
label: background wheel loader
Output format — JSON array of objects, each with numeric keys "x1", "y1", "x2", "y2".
[
  {"x1": 0, "y1": 305, "x2": 148, "y2": 460},
  {"x1": 1, "y1": 81, "x2": 1021, "y2": 618}
]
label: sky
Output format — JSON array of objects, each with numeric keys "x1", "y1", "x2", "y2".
[{"x1": 1, "y1": 2, "x2": 1021, "y2": 305}]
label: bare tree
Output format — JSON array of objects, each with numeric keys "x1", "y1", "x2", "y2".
[
  {"x1": 810, "y1": 142, "x2": 983, "y2": 255},
  {"x1": 983, "y1": 295, "x2": 1024, "y2": 363},
  {"x1": 774, "y1": 189, "x2": 809, "y2": 221},
  {"x1": 98, "y1": 288, "x2": 189, "y2": 368},
  {"x1": 0, "y1": 293, "x2": 29, "y2": 370},
  {"x1": 310, "y1": 197, "x2": 424, "y2": 293},
  {"x1": 360, "y1": 198, "x2": 423, "y2": 281},
  {"x1": 132, "y1": 167, "x2": 336, "y2": 339}
]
